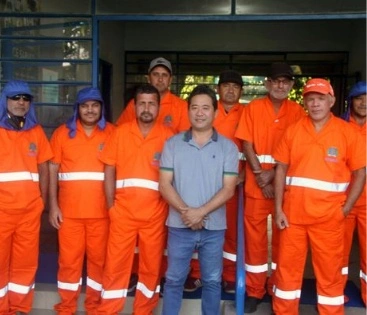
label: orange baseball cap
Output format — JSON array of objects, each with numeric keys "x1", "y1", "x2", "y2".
[{"x1": 302, "y1": 78, "x2": 334, "y2": 96}]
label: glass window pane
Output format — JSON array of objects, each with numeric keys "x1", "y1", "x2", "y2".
[
  {"x1": 0, "y1": 61, "x2": 92, "y2": 83},
  {"x1": 96, "y1": 0, "x2": 231, "y2": 15},
  {"x1": 0, "y1": 0, "x2": 91, "y2": 15},
  {"x1": 236, "y1": 0, "x2": 366, "y2": 15}
]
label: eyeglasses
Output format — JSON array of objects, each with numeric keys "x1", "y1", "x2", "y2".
[
  {"x1": 268, "y1": 79, "x2": 292, "y2": 86},
  {"x1": 8, "y1": 94, "x2": 32, "y2": 102}
]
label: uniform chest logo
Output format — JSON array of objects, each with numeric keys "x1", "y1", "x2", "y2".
[
  {"x1": 163, "y1": 115, "x2": 173, "y2": 127},
  {"x1": 325, "y1": 147, "x2": 338, "y2": 162},
  {"x1": 28, "y1": 142, "x2": 37, "y2": 157},
  {"x1": 98, "y1": 142, "x2": 105, "y2": 151},
  {"x1": 151, "y1": 152, "x2": 162, "y2": 167}
]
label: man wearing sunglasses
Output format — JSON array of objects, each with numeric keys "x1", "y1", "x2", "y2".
[{"x1": 0, "y1": 80, "x2": 53, "y2": 314}]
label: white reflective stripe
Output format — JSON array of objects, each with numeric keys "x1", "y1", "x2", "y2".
[
  {"x1": 8, "y1": 282, "x2": 35, "y2": 294},
  {"x1": 58, "y1": 172, "x2": 104, "y2": 181},
  {"x1": 245, "y1": 263, "x2": 268, "y2": 273},
  {"x1": 342, "y1": 266, "x2": 348, "y2": 275},
  {"x1": 273, "y1": 287, "x2": 301, "y2": 300},
  {"x1": 116, "y1": 178, "x2": 159, "y2": 191},
  {"x1": 57, "y1": 278, "x2": 82, "y2": 291},
  {"x1": 223, "y1": 251, "x2": 237, "y2": 262},
  {"x1": 257, "y1": 155, "x2": 275, "y2": 164},
  {"x1": 136, "y1": 281, "x2": 159, "y2": 298},
  {"x1": 238, "y1": 152, "x2": 246, "y2": 161},
  {"x1": 101, "y1": 288, "x2": 127, "y2": 299},
  {"x1": 86, "y1": 277, "x2": 102, "y2": 291},
  {"x1": 0, "y1": 172, "x2": 39, "y2": 182},
  {"x1": 318, "y1": 294, "x2": 344, "y2": 306},
  {"x1": 360, "y1": 270, "x2": 367, "y2": 282},
  {"x1": 271, "y1": 262, "x2": 277, "y2": 270},
  {"x1": 0, "y1": 285, "x2": 8, "y2": 298},
  {"x1": 191, "y1": 252, "x2": 199, "y2": 259},
  {"x1": 286, "y1": 176, "x2": 349, "y2": 192}
]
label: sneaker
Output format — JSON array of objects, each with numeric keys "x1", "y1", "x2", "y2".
[
  {"x1": 183, "y1": 277, "x2": 203, "y2": 292},
  {"x1": 127, "y1": 273, "x2": 138, "y2": 293},
  {"x1": 244, "y1": 296, "x2": 261, "y2": 313},
  {"x1": 222, "y1": 281, "x2": 236, "y2": 294}
]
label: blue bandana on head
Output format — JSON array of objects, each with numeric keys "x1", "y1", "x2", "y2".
[
  {"x1": 0, "y1": 80, "x2": 38, "y2": 131},
  {"x1": 341, "y1": 81, "x2": 367, "y2": 122},
  {"x1": 66, "y1": 87, "x2": 107, "y2": 138}
]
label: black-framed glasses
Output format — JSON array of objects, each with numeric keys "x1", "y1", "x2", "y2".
[{"x1": 8, "y1": 94, "x2": 32, "y2": 102}]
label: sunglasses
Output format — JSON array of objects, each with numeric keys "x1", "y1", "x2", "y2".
[{"x1": 8, "y1": 94, "x2": 32, "y2": 102}]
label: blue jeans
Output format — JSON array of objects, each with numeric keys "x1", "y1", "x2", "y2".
[{"x1": 162, "y1": 227, "x2": 225, "y2": 315}]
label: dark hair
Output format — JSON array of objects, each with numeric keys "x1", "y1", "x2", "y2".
[
  {"x1": 134, "y1": 84, "x2": 160, "y2": 105},
  {"x1": 187, "y1": 84, "x2": 218, "y2": 110}
]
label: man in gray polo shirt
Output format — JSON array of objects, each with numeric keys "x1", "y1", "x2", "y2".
[{"x1": 159, "y1": 84, "x2": 239, "y2": 315}]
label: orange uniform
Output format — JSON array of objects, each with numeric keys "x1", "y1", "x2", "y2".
[
  {"x1": 116, "y1": 91, "x2": 189, "y2": 133},
  {"x1": 97, "y1": 120, "x2": 173, "y2": 315},
  {"x1": 0, "y1": 126, "x2": 53, "y2": 314},
  {"x1": 272, "y1": 115, "x2": 366, "y2": 315},
  {"x1": 190, "y1": 101, "x2": 244, "y2": 283},
  {"x1": 342, "y1": 116, "x2": 367, "y2": 305},
  {"x1": 235, "y1": 95, "x2": 305, "y2": 298},
  {"x1": 50, "y1": 121, "x2": 114, "y2": 314}
]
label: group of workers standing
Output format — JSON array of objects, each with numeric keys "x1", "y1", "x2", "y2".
[{"x1": 0, "y1": 56, "x2": 365, "y2": 315}]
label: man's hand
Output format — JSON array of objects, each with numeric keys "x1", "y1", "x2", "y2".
[
  {"x1": 261, "y1": 184, "x2": 274, "y2": 199},
  {"x1": 49, "y1": 205, "x2": 63, "y2": 229},
  {"x1": 275, "y1": 210, "x2": 289, "y2": 230},
  {"x1": 255, "y1": 169, "x2": 274, "y2": 188},
  {"x1": 181, "y1": 208, "x2": 206, "y2": 228}
]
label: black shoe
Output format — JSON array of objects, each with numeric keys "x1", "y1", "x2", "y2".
[{"x1": 244, "y1": 296, "x2": 261, "y2": 313}]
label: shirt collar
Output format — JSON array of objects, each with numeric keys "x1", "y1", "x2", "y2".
[{"x1": 183, "y1": 128, "x2": 218, "y2": 142}]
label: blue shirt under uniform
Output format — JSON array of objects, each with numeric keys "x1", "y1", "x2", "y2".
[{"x1": 160, "y1": 128, "x2": 239, "y2": 230}]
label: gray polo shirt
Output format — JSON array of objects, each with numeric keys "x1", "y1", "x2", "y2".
[{"x1": 160, "y1": 128, "x2": 239, "y2": 230}]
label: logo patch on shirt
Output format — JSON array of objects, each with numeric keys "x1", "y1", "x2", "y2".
[
  {"x1": 28, "y1": 142, "x2": 37, "y2": 157},
  {"x1": 325, "y1": 147, "x2": 338, "y2": 162},
  {"x1": 163, "y1": 115, "x2": 173, "y2": 127},
  {"x1": 98, "y1": 143, "x2": 105, "y2": 151},
  {"x1": 152, "y1": 152, "x2": 162, "y2": 167}
]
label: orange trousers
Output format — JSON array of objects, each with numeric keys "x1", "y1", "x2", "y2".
[
  {"x1": 273, "y1": 217, "x2": 345, "y2": 315},
  {"x1": 0, "y1": 206, "x2": 42, "y2": 315},
  {"x1": 342, "y1": 204, "x2": 366, "y2": 306},
  {"x1": 55, "y1": 217, "x2": 109, "y2": 315},
  {"x1": 97, "y1": 206, "x2": 166, "y2": 315},
  {"x1": 190, "y1": 192, "x2": 239, "y2": 283},
  {"x1": 244, "y1": 197, "x2": 277, "y2": 299}
]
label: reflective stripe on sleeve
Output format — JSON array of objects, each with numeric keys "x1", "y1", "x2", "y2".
[
  {"x1": 245, "y1": 263, "x2": 268, "y2": 273},
  {"x1": 360, "y1": 270, "x2": 367, "y2": 283},
  {"x1": 0, "y1": 285, "x2": 8, "y2": 298},
  {"x1": 273, "y1": 287, "x2": 301, "y2": 300},
  {"x1": 101, "y1": 288, "x2": 127, "y2": 299},
  {"x1": 271, "y1": 262, "x2": 277, "y2": 271},
  {"x1": 116, "y1": 178, "x2": 159, "y2": 191},
  {"x1": 0, "y1": 172, "x2": 39, "y2": 182},
  {"x1": 223, "y1": 251, "x2": 237, "y2": 262},
  {"x1": 286, "y1": 176, "x2": 349, "y2": 192},
  {"x1": 8, "y1": 282, "x2": 35, "y2": 294},
  {"x1": 318, "y1": 294, "x2": 344, "y2": 306},
  {"x1": 58, "y1": 172, "x2": 104, "y2": 181},
  {"x1": 342, "y1": 267, "x2": 348, "y2": 275},
  {"x1": 257, "y1": 155, "x2": 275, "y2": 164},
  {"x1": 86, "y1": 277, "x2": 102, "y2": 291},
  {"x1": 57, "y1": 278, "x2": 82, "y2": 291},
  {"x1": 136, "y1": 281, "x2": 160, "y2": 298}
]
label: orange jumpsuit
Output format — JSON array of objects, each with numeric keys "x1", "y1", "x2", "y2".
[
  {"x1": 272, "y1": 115, "x2": 366, "y2": 315},
  {"x1": 50, "y1": 121, "x2": 114, "y2": 314},
  {"x1": 342, "y1": 116, "x2": 366, "y2": 305},
  {"x1": 235, "y1": 95, "x2": 305, "y2": 299},
  {"x1": 116, "y1": 91, "x2": 189, "y2": 133},
  {"x1": 97, "y1": 120, "x2": 173, "y2": 315},
  {"x1": 0, "y1": 126, "x2": 53, "y2": 315},
  {"x1": 190, "y1": 101, "x2": 244, "y2": 284}
]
